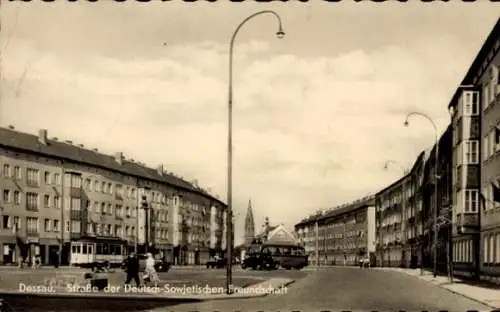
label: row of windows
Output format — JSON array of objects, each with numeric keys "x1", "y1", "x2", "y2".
[
  {"x1": 483, "y1": 233, "x2": 500, "y2": 264},
  {"x1": 1, "y1": 163, "x2": 193, "y2": 210},
  {"x1": 482, "y1": 178, "x2": 500, "y2": 211},
  {"x1": 482, "y1": 64, "x2": 500, "y2": 111},
  {"x1": 453, "y1": 240, "x2": 473, "y2": 263},
  {"x1": 1, "y1": 214, "x2": 169, "y2": 240}
]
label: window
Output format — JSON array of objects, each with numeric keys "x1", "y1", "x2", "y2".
[
  {"x1": 484, "y1": 236, "x2": 489, "y2": 263},
  {"x1": 44, "y1": 172, "x2": 51, "y2": 184},
  {"x1": 53, "y1": 173, "x2": 61, "y2": 185},
  {"x1": 116, "y1": 205, "x2": 123, "y2": 217},
  {"x1": 53, "y1": 196, "x2": 61, "y2": 209},
  {"x1": 26, "y1": 192, "x2": 39, "y2": 211},
  {"x1": 101, "y1": 203, "x2": 106, "y2": 214},
  {"x1": 26, "y1": 168, "x2": 40, "y2": 186},
  {"x1": 13, "y1": 166, "x2": 21, "y2": 180},
  {"x1": 490, "y1": 235, "x2": 495, "y2": 264},
  {"x1": 108, "y1": 183, "x2": 113, "y2": 194},
  {"x1": 44, "y1": 219, "x2": 52, "y2": 232},
  {"x1": 96, "y1": 224, "x2": 102, "y2": 235},
  {"x1": 84, "y1": 179, "x2": 91, "y2": 190},
  {"x1": 26, "y1": 217, "x2": 38, "y2": 235},
  {"x1": 3, "y1": 164, "x2": 10, "y2": 177},
  {"x1": 101, "y1": 182, "x2": 106, "y2": 193},
  {"x1": 463, "y1": 91, "x2": 479, "y2": 116},
  {"x1": 483, "y1": 84, "x2": 490, "y2": 110},
  {"x1": 71, "y1": 197, "x2": 81, "y2": 211},
  {"x1": 65, "y1": 221, "x2": 70, "y2": 233},
  {"x1": 464, "y1": 140, "x2": 479, "y2": 164},
  {"x1": 87, "y1": 222, "x2": 93, "y2": 234},
  {"x1": 484, "y1": 136, "x2": 490, "y2": 160},
  {"x1": 489, "y1": 65, "x2": 499, "y2": 103},
  {"x1": 71, "y1": 221, "x2": 81, "y2": 233},
  {"x1": 496, "y1": 234, "x2": 500, "y2": 264},
  {"x1": 13, "y1": 191, "x2": 20, "y2": 205},
  {"x1": 71, "y1": 175, "x2": 81, "y2": 188},
  {"x1": 464, "y1": 190, "x2": 479, "y2": 213},
  {"x1": 107, "y1": 203, "x2": 112, "y2": 214},
  {"x1": 494, "y1": 125, "x2": 500, "y2": 154},
  {"x1": 53, "y1": 220, "x2": 60, "y2": 232},
  {"x1": 44, "y1": 195, "x2": 50, "y2": 208},
  {"x1": 3, "y1": 190, "x2": 10, "y2": 203}
]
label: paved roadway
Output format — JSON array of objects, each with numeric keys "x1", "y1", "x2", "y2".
[{"x1": 154, "y1": 267, "x2": 492, "y2": 312}]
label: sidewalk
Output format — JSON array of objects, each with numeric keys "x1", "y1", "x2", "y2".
[
  {"x1": 0, "y1": 269, "x2": 294, "y2": 302},
  {"x1": 377, "y1": 267, "x2": 500, "y2": 309}
]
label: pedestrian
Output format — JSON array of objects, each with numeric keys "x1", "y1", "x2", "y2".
[
  {"x1": 144, "y1": 253, "x2": 159, "y2": 287},
  {"x1": 123, "y1": 252, "x2": 141, "y2": 286},
  {"x1": 53, "y1": 251, "x2": 60, "y2": 269}
]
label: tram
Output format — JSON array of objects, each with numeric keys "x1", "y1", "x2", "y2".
[{"x1": 69, "y1": 236, "x2": 127, "y2": 270}]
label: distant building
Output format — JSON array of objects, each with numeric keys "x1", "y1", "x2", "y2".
[
  {"x1": 295, "y1": 196, "x2": 376, "y2": 266},
  {"x1": 243, "y1": 199, "x2": 255, "y2": 246}
]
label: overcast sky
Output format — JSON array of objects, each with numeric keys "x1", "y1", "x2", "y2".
[{"x1": 0, "y1": 1, "x2": 498, "y2": 245}]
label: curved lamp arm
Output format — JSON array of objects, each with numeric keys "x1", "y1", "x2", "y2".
[
  {"x1": 404, "y1": 111, "x2": 438, "y2": 145},
  {"x1": 229, "y1": 10, "x2": 284, "y2": 100}
]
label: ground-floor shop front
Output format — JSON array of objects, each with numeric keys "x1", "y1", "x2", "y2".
[{"x1": 1, "y1": 235, "x2": 61, "y2": 266}]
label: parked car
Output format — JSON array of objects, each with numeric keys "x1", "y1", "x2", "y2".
[{"x1": 206, "y1": 256, "x2": 227, "y2": 269}]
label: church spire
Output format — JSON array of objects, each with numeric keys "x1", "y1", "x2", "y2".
[{"x1": 244, "y1": 198, "x2": 255, "y2": 245}]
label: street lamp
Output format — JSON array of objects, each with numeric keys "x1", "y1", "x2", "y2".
[
  {"x1": 226, "y1": 10, "x2": 285, "y2": 295},
  {"x1": 404, "y1": 111, "x2": 439, "y2": 278}
]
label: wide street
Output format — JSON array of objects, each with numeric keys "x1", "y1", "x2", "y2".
[
  {"x1": 154, "y1": 267, "x2": 492, "y2": 312},
  {"x1": 0, "y1": 266, "x2": 493, "y2": 311}
]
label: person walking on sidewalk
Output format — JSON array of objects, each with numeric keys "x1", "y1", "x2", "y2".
[
  {"x1": 123, "y1": 252, "x2": 141, "y2": 286},
  {"x1": 143, "y1": 253, "x2": 159, "y2": 287}
]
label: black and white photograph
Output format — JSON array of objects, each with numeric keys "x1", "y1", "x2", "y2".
[{"x1": 0, "y1": 1, "x2": 499, "y2": 311}]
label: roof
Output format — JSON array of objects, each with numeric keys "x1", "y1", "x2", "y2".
[
  {"x1": 294, "y1": 195, "x2": 375, "y2": 228},
  {"x1": 448, "y1": 17, "x2": 500, "y2": 109},
  {"x1": 0, "y1": 127, "x2": 226, "y2": 207}
]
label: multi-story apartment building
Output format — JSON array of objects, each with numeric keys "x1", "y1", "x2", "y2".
[
  {"x1": 447, "y1": 18, "x2": 500, "y2": 282},
  {"x1": 376, "y1": 152, "x2": 426, "y2": 268},
  {"x1": 0, "y1": 126, "x2": 227, "y2": 266},
  {"x1": 294, "y1": 196, "x2": 376, "y2": 266}
]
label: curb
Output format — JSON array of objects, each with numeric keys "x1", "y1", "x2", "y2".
[
  {"x1": 441, "y1": 286, "x2": 499, "y2": 309},
  {"x1": 387, "y1": 269, "x2": 500, "y2": 309}
]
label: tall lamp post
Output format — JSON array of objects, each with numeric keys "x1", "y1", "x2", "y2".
[
  {"x1": 404, "y1": 111, "x2": 439, "y2": 278},
  {"x1": 226, "y1": 10, "x2": 285, "y2": 295}
]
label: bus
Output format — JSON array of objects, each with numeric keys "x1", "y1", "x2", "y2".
[
  {"x1": 70, "y1": 236, "x2": 127, "y2": 271},
  {"x1": 241, "y1": 243, "x2": 308, "y2": 270}
]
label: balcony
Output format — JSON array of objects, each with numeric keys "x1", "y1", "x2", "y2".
[
  {"x1": 70, "y1": 210, "x2": 83, "y2": 220},
  {"x1": 456, "y1": 213, "x2": 479, "y2": 234},
  {"x1": 70, "y1": 187, "x2": 81, "y2": 198}
]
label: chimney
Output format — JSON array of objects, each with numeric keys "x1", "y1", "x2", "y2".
[
  {"x1": 7, "y1": 125, "x2": 14, "y2": 130},
  {"x1": 157, "y1": 164, "x2": 164, "y2": 175},
  {"x1": 114, "y1": 152, "x2": 124, "y2": 165},
  {"x1": 38, "y1": 129, "x2": 48, "y2": 145}
]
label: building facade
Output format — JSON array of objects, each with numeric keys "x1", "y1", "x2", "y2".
[
  {"x1": 0, "y1": 126, "x2": 227, "y2": 266},
  {"x1": 446, "y1": 18, "x2": 500, "y2": 282},
  {"x1": 376, "y1": 152, "x2": 426, "y2": 269},
  {"x1": 295, "y1": 196, "x2": 376, "y2": 267}
]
